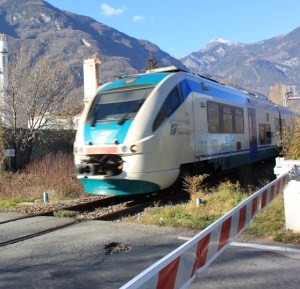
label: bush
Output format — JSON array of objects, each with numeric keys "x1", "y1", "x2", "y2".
[
  {"x1": 24, "y1": 152, "x2": 85, "y2": 199},
  {"x1": 183, "y1": 174, "x2": 208, "y2": 206},
  {"x1": 281, "y1": 115, "x2": 300, "y2": 159},
  {"x1": 0, "y1": 152, "x2": 85, "y2": 201}
]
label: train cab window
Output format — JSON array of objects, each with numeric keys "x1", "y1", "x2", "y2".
[
  {"x1": 153, "y1": 86, "x2": 182, "y2": 131},
  {"x1": 87, "y1": 86, "x2": 154, "y2": 125},
  {"x1": 259, "y1": 124, "x2": 271, "y2": 145}
]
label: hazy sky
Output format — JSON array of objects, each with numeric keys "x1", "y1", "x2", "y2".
[{"x1": 46, "y1": 0, "x2": 300, "y2": 56}]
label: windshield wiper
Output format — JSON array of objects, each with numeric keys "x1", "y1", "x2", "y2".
[{"x1": 118, "y1": 101, "x2": 143, "y2": 126}]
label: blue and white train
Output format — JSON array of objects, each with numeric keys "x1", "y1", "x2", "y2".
[{"x1": 74, "y1": 66, "x2": 296, "y2": 195}]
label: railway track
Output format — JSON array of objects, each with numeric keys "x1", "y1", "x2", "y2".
[
  {"x1": 0, "y1": 159, "x2": 274, "y2": 248},
  {"x1": 0, "y1": 190, "x2": 188, "y2": 247},
  {"x1": 0, "y1": 195, "x2": 131, "y2": 225}
]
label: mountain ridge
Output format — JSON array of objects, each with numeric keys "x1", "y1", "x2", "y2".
[
  {"x1": 0, "y1": 0, "x2": 185, "y2": 97},
  {"x1": 0, "y1": 0, "x2": 299, "y2": 97},
  {"x1": 181, "y1": 28, "x2": 300, "y2": 95}
]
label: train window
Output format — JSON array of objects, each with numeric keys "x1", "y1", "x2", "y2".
[
  {"x1": 274, "y1": 118, "x2": 280, "y2": 134},
  {"x1": 259, "y1": 124, "x2": 271, "y2": 145},
  {"x1": 235, "y1": 108, "x2": 244, "y2": 133},
  {"x1": 179, "y1": 79, "x2": 192, "y2": 100},
  {"x1": 87, "y1": 86, "x2": 154, "y2": 125},
  {"x1": 207, "y1": 102, "x2": 220, "y2": 133},
  {"x1": 208, "y1": 101, "x2": 244, "y2": 134},
  {"x1": 223, "y1": 106, "x2": 233, "y2": 133},
  {"x1": 282, "y1": 119, "x2": 286, "y2": 128},
  {"x1": 152, "y1": 86, "x2": 182, "y2": 131}
]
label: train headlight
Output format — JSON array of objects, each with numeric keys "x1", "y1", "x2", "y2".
[{"x1": 130, "y1": 145, "x2": 138, "y2": 153}]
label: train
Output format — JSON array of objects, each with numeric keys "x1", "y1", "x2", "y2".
[{"x1": 74, "y1": 66, "x2": 297, "y2": 195}]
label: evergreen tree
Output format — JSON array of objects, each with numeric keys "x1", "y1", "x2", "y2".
[{"x1": 146, "y1": 49, "x2": 158, "y2": 71}]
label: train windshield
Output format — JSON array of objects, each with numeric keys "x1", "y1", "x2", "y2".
[{"x1": 87, "y1": 86, "x2": 154, "y2": 126}]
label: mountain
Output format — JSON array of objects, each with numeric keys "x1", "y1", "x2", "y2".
[
  {"x1": 1, "y1": 0, "x2": 300, "y2": 98},
  {"x1": 0, "y1": 0, "x2": 185, "y2": 100},
  {"x1": 181, "y1": 30, "x2": 300, "y2": 95}
]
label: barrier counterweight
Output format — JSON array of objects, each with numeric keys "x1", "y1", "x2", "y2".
[{"x1": 120, "y1": 174, "x2": 290, "y2": 289}]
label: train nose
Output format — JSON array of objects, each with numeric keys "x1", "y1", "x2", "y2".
[{"x1": 76, "y1": 154, "x2": 123, "y2": 176}]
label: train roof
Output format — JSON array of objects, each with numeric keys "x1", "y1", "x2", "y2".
[
  {"x1": 146, "y1": 65, "x2": 270, "y2": 100},
  {"x1": 100, "y1": 65, "x2": 297, "y2": 114}
]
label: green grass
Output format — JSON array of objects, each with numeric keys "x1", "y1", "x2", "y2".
[
  {"x1": 246, "y1": 195, "x2": 300, "y2": 243},
  {"x1": 0, "y1": 197, "x2": 37, "y2": 209},
  {"x1": 128, "y1": 180, "x2": 248, "y2": 229},
  {"x1": 127, "y1": 178, "x2": 300, "y2": 244}
]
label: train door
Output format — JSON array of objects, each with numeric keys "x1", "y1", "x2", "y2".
[
  {"x1": 192, "y1": 93, "x2": 206, "y2": 160},
  {"x1": 248, "y1": 107, "x2": 257, "y2": 161}
]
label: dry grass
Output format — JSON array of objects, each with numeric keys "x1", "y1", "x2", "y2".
[{"x1": 0, "y1": 152, "x2": 85, "y2": 206}]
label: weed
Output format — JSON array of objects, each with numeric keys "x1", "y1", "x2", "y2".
[
  {"x1": 53, "y1": 210, "x2": 79, "y2": 218},
  {"x1": 183, "y1": 174, "x2": 208, "y2": 206},
  {"x1": 217, "y1": 180, "x2": 241, "y2": 193}
]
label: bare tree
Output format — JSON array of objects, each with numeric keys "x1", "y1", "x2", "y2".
[
  {"x1": 3, "y1": 54, "x2": 79, "y2": 169},
  {"x1": 0, "y1": 125, "x2": 7, "y2": 171}
]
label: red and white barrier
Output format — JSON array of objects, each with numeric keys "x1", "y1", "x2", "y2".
[{"x1": 120, "y1": 173, "x2": 290, "y2": 289}]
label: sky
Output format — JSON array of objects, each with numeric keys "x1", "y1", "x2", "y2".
[{"x1": 46, "y1": 0, "x2": 300, "y2": 57}]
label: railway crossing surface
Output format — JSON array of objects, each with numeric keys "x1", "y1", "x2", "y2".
[
  {"x1": 0, "y1": 159, "x2": 299, "y2": 288},
  {"x1": 0, "y1": 212, "x2": 299, "y2": 288}
]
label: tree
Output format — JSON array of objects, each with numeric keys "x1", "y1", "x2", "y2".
[
  {"x1": 281, "y1": 115, "x2": 300, "y2": 159},
  {"x1": 2, "y1": 53, "x2": 80, "y2": 169},
  {"x1": 146, "y1": 49, "x2": 158, "y2": 71},
  {"x1": 0, "y1": 125, "x2": 7, "y2": 171}
]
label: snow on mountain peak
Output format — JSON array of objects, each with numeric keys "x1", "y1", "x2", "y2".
[
  {"x1": 202, "y1": 38, "x2": 242, "y2": 51},
  {"x1": 210, "y1": 38, "x2": 234, "y2": 45}
]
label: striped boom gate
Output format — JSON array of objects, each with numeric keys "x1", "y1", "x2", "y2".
[{"x1": 120, "y1": 173, "x2": 290, "y2": 289}]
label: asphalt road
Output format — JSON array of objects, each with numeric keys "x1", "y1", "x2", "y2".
[{"x1": 0, "y1": 212, "x2": 299, "y2": 289}]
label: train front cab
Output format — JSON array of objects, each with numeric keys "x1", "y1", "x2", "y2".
[{"x1": 74, "y1": 71, "x2": 196, "y2": 195}]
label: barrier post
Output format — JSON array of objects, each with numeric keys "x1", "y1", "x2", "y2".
[{"x1": 274, "y1": 157, "x2": 300, "y2": 232}]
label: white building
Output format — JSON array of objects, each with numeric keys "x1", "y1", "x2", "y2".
[
  {"x1": 0, "y1": 34, "x2": 8, "y2": 91},
  {"x1": 0, "y1": 34, "x2": 9, "y2": 125}
]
